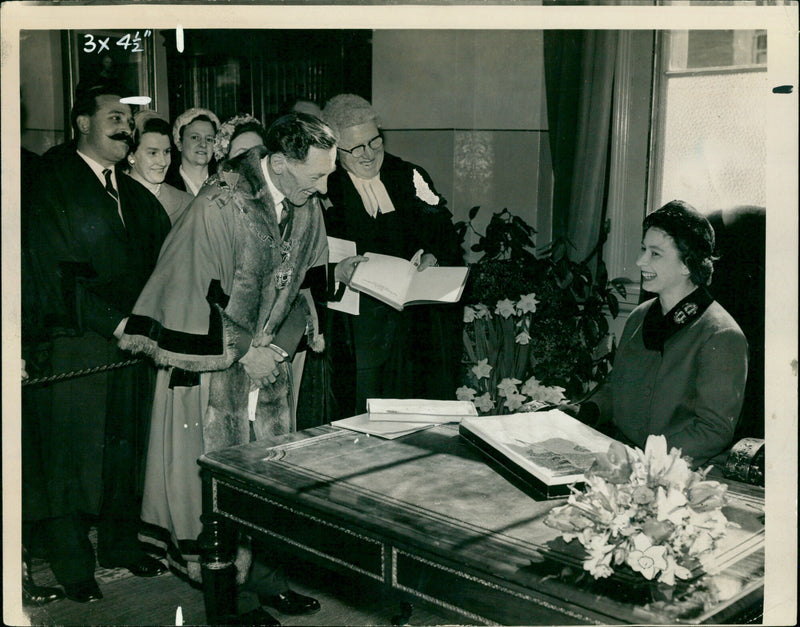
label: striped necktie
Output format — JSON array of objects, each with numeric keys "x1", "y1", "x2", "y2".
[
  {"x1": 103, "y1": 168, "x2": 119, "y2": 202},
  {"x1": 279, "y1": 199, "x2": 292, "y2": 237}
]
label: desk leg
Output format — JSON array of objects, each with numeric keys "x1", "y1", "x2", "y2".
[
  {"x1": 391, "y1": 600, "x2": 414, "y2": 626},
  {"x1": 198, "y1": 512, "x2": 238, "y2": 625}
]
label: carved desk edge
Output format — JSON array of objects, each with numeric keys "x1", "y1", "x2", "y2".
[{"x1": 198, "y1": 426, "x2": 764, "y2": 625}]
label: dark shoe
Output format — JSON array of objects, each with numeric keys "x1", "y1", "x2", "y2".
[
  {"x1": 62, "y1": 579, "x2": 103, "y2": 603},
  {"x1": 98, "y1": 554, "x2": 166, "y2": 577},
  {"x1": 22, "y1": 580, "x2": 65, "y2": 605},
  {"x1": 238, "y1": 607, "x2": 281, "y2": 626},
  {"x1": 260, "y1": 590, "x2": 321, "y2": 615}
]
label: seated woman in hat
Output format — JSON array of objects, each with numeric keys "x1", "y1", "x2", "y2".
[{"x1": 580, "y1": 200, "x2": 748, "y2": 467}]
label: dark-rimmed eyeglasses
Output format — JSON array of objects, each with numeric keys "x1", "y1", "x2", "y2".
[{"x1": 338, "y1": 135, "x2": 383, "y2": 158}]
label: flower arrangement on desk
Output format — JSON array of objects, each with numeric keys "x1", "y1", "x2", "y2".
[
  {"x1": 544, "y1": 435, "x2": 734, "y2": 586},
  {"x1": 454, "y1": 207, "x2": 627, "y2": 415}
]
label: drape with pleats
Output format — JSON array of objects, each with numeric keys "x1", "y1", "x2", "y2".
[{"x1": 544, "y1": 30, "x2": 619, "y2": 263}]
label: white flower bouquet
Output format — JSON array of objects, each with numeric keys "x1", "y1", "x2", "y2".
[{"x1": 544, "y1": 435, "x2": 735, "y2": 586}]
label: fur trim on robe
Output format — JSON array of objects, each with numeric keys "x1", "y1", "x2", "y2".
[{"x1": 119, "y1": 146, "x2": 326, "y2": 451}]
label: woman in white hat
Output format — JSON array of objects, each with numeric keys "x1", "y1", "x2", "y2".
[{"x1": 165, "y1": 107, "x2": 220, "y2": 195}]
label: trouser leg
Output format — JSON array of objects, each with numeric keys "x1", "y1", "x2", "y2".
[
  {"x1": 97, "y1": 360, "x2": 154, "y2": 563},
  {"x1": 42, "y1": 514, "x2": 96, "y2": 586},
  {"x1": 237, "y1": 538, "x2": 289, "y2": 613}
]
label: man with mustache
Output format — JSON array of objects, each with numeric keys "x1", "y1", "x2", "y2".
[{"x1": 23, "y1": 81, "x2": 171, "y2": 602}]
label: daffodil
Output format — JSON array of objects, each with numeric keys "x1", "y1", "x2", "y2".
[
  {"x1": 494, "y1": 298, "x2": 516, "y2": 319},
  {"x1": 473, "y1": 303, "x2": 491, "y2": 319},
  {"x1": 503, "y1": 392, "x2": 527, "y2": 411},
  {"x1": 520, "y1": 376, "x2": 544, "y2": 397},
  {"x1": 471, "y1": 358, "x2": 492, "y2": 380},
  {"x1": 517, "y1": 292, "x2": 539, "y2": 314},
  {"x1": 456, "y1": 386, "x2": 477, "y2": 401},
  {"x1": 496, "y1": 377, "x2": 521, "y2": 397},
  {"x1": 515, "y1": 330, "x2": 531, "y2": 345},
  {"x1": 463, "y1": 306, "x2": 476, "y2": 323},
  {"x1": 473, "y1": 393, "x2": 495, "y2": 413}
]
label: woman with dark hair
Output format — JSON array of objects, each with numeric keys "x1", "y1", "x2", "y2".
[
  {"x1": 165, "y1": 107, "x2": 220, "y2": 195},
  {"x1": 581, "y1": 200, "x2": 748, "y2": 466},
  {"x1": 213, "y1": 114, "x2": 268, "y2": 162},
  {"x1": 124, "y1": 110, "x2": 193, "y2": 225}
]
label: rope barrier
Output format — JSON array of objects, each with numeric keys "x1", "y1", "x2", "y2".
[{"x1": 22, "y1": 358, "x2": 144, "y2": 387}]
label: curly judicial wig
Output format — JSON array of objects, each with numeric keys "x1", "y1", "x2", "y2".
[{"x1": 321, "y1": 93, "x2": 379, "y2": 137}]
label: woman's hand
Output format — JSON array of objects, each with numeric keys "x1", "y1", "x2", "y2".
[{"x1": 334, "y1": 255, "x2": 369, "y2": 285}]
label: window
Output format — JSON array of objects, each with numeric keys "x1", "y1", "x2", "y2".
[{"x1": 649, "y1": 30, "x2": 768, "y2": 214}]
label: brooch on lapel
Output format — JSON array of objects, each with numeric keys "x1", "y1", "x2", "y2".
[{"x1": 673, "y1": 302, "x2": 698, "y2": 325}]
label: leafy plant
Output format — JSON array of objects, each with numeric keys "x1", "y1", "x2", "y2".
[{"x1": 454, "y1": 207, "x2": 628, "y2": 411}]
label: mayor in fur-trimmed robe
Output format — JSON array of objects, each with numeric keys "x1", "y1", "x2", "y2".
[{"x1": 118, "y1": 144, "x2": 328, "y2": 580}]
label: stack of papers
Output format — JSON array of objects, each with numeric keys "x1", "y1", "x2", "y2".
[{"x1": 332, "y1": 399, "x2": 478, "y2": 439}]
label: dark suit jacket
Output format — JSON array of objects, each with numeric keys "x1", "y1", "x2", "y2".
[
  {"x1": 23, "y1": 146, "x2": 171, "y2": 515},
  {"x1": 26, "y1": 148, "x2": 171, "y2": 339}
]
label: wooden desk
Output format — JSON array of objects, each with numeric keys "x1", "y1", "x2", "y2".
[{"x1": 198, "y1": 425, "x2": 764, "y2": 625}]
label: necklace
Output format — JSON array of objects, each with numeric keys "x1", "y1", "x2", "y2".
[{"x1": 273, "y1": 238, "x2": 294, "y2": 290}]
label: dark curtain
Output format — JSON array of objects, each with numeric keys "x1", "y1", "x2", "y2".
[{"x1": 544, "y1": 30, "x2": 618, "y2": 263}]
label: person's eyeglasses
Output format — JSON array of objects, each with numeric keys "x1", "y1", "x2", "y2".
[{"x1": 338, "y1": 135, "x2": 383, "y2": 158}]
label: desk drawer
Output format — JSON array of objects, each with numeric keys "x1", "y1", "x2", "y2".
[{"x1": 212, "y1": 478, "x2": 385, "y2": 581}]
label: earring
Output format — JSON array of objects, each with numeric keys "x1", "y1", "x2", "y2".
[{"x1": 129, "y1": 157, "x2": 135, "y2": 164}]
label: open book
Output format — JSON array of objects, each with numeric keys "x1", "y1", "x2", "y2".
[
  {"x1": 459, "y1": 410, "x2": 617, "y2": 498},
  {"x1": 349, "y1": 252, "x2": 469, "y2": 311}
]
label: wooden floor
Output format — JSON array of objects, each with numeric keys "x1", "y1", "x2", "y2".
[{"x1": 20, "y1": 552, "x2": 466, "y2": 626}]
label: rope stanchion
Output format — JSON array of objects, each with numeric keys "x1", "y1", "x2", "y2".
[{"x1": 22, "y1": 358, "x2": 144, "y2": 387}]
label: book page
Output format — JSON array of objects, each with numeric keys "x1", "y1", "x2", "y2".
[
  {"x1": 349, "y1": 252, "x2": 414, "y2": 308},
  {"x1": 405, "y1": 265, "x2": 469, "y2": 305},
  {"x1": 326, "y1": 236, "x2": 360, "y2": 315},
  {"x1": 461, "y1": 410, "x2": 616, "y2": 485}
]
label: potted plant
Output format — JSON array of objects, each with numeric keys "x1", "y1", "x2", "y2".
[{"x1": 454, "y1": 207, "x2": 628, "y2": 414}]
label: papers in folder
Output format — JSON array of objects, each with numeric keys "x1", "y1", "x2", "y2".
[
  {"x1": 332, "y1": 399, "x2": 479, "y2": 439},
  {"x1": 367, "y1": 399, "x2": 478, "y2": 423},
  {"x1": 331, "y1": 414, "x2": 436, "y2": 439}
]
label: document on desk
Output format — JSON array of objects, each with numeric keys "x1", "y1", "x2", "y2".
[
  {"x1": 326, "y1": 236, "x2": 360, "y2": 315},
  {"x1": 332, "y1": 413, "x2": 436, "y2": 439},
  {"x1": 367, "y1": 398, "x2": 478, "y2": 424}
]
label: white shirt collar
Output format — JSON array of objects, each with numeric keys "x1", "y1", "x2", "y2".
[
  {"x1": 347, "y1": 171, "x2": 395, "y2": 218},
  {"x1": 77, "y1": 150, "x2": 116, "y2": 188},
  {"x1": 179, "y1": 164, "x2": 207, "y2": 196},
  {"x1": 261, "y1": 156, "x2": 285, "y2": 221},
  {"x1": 76, "y1": 149, "x2": 124, "y2": 225}
]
